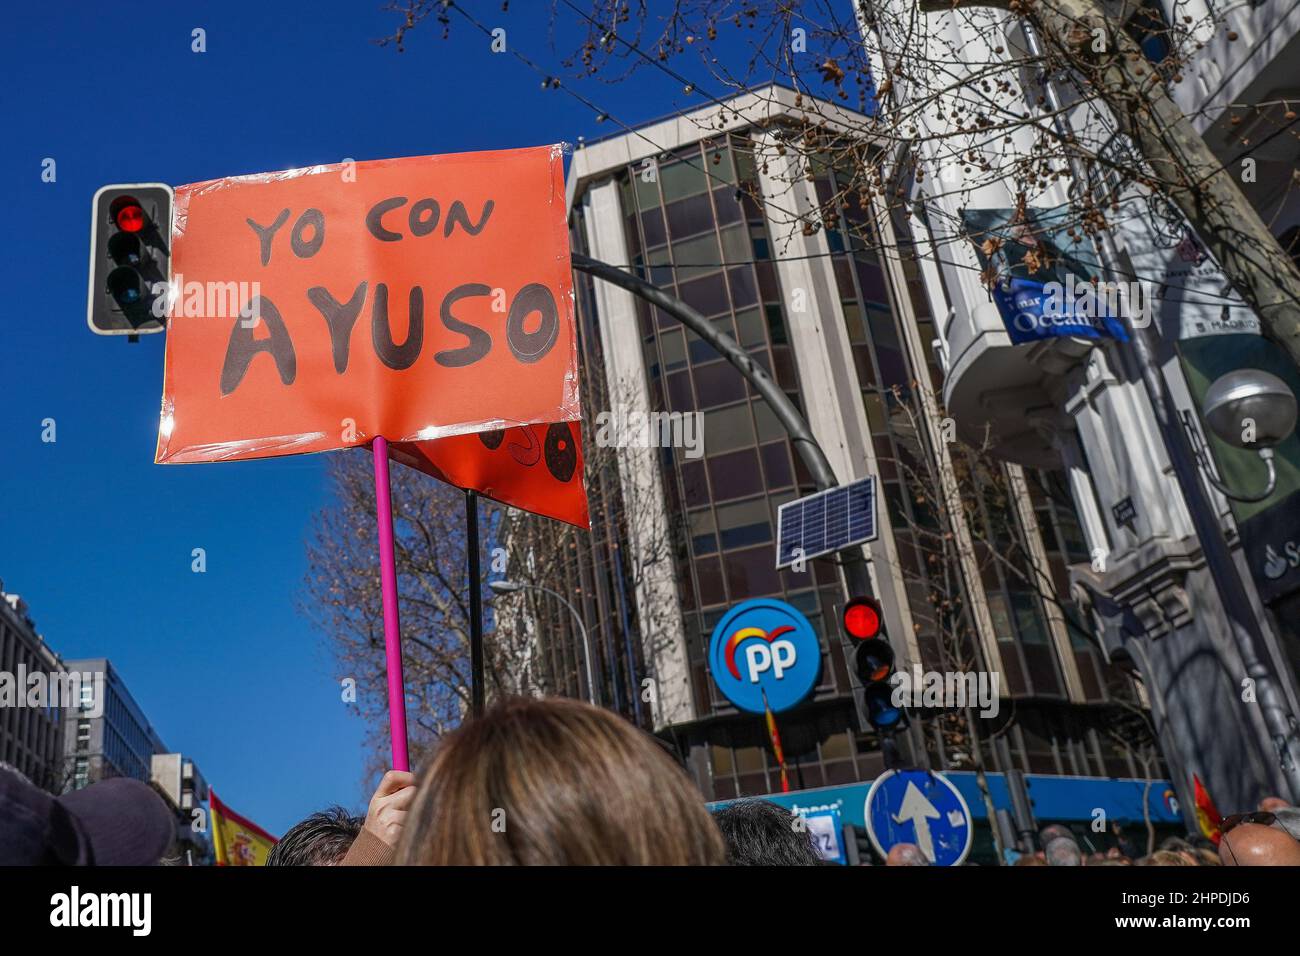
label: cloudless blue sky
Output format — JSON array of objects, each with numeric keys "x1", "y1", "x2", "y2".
[{"x1": 0, "y1": 0, "x2": 774, "y2": 835}]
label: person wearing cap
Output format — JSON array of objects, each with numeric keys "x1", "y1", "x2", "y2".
[{"x1": 0, "y1": 763, "x2": 175, "y2": 866}]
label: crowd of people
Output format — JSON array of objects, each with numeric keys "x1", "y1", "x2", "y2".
[
  {"x1": 4, "y1": 695, "x2": 1300, "y2": 866},
  {"x1": 1010, "y1": 813, "x2": 1300, "y2": 866}
]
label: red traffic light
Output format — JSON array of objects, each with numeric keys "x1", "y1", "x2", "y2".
[
  {"x1": 89, "y1": 183, "x2": 173, "y2": 336},
  {"x1": 112, "y1": 197, "x2": 146, "y2": 233},
  {"x1": 842, "y1": 596, "x2": 883, "y2": 640}
]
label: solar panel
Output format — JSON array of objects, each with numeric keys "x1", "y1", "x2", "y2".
[{"x1": 776, "y1": 476, "x2": 877, "y2": 569}]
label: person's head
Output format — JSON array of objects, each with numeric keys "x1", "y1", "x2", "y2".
[
  {"x1": 1014, "y1": 853, "x2": 1048, "y2": 866},
  {"x1": 1158, "y1": 836, "x2": 1200, "y2": 866},
  {"x1": 1133, "y1": 852, "x2": 1179, "y2": 866},
  {"x1": 885, "y1": 842, "x2": 929, "y2": 866},
  {"x1": 395, "y1": 696, "x2": 727, "y2": 865},
  {"x1": 265, "y1": 806, "x2": 362, "y2": 866},
  {"x1": 0, "y1": 765, "x2": 174, "y2": 865},
  {"x1": 1044, "y1": 836, "x2": 1083, "y2": 866},
  {"x1": 1039, "y1": 823, "x2": 1076, "y2": 849},
  {"x1": 1257, "y1": 796, "x2": 1290, "y2": 813},
  {"x1": 1219, "y1": 821, "x2": 1300, "y2": 866},
  {"x1": 712, "y1": 800, "x2": 820, "y2": 866}
]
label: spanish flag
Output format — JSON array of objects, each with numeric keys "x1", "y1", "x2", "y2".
[
  {"x1": 761, "y1": 688, "x2": 791, "y2": 794},
  {"x1": 1192, "y1": 774, "x2": 1224, "y2": 846},
  {"x1": 210, "y1": 789, "x2": 278, "y2": 866}
]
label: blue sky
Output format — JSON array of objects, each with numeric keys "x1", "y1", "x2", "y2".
[{"x1": 0, "y1": 0, "x2": 768, "y2": 835}]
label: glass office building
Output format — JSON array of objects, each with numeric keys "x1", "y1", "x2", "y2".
[{"x1": 508, "y1": 86, "x2": 1155, "y2": 799}]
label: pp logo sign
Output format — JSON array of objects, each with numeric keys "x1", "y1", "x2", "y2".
[{"x1": 708, "y1": 599, "x2": 821, "y2": 714}]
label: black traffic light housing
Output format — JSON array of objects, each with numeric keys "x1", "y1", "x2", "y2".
[
  {"x1": 841, "y1": 595, "x2": 906, "y2": 734},
  {"x1": 842, "y1": 823, "x2": 874, "y2": 866},
  {"x1": 87, "y1": 183, "x2": 173, "y2": 335}
]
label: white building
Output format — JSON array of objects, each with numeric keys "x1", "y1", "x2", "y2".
[
  {"x1": 0, "y1": 584, "x2": 66, "y2": 791},
  {"x1": 861, "y1": 0, "x2": 1300, "y2": 819}
]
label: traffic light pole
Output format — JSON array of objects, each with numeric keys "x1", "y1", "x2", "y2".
[
  {"x1": 571, "y1": 253, "x2": 873, "y2": 600},
  {"x1": 573, "y1": 253, "x2": 885, "y2": 741}
]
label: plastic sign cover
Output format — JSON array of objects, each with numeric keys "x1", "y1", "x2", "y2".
[
  {"x1": 154, "y1": 146, "x2": 588, "y2": 526},
  {"x1": 389, "y1": 421, "x2": 587, "y2": 528}
]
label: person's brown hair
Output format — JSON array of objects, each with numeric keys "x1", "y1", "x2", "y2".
[
  {"x1": 395, "y1": 696, "x2": 727, "y2": 865},
  {"x1": 1137, "y1": 849, "x2": 1196, "y2": 866}
]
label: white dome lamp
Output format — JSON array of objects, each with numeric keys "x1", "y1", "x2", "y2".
[{"x1": 1197, "y1": 369, "x2": 1298, "y2": 502}]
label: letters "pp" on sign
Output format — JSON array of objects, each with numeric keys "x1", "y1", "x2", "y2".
[{"x1": 745, "y1": 640, "x2": 797, "y2": 683}]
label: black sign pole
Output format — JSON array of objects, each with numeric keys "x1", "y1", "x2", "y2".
[{"x1": 466, "y1": 489, "x2": 485, "y2": 719}]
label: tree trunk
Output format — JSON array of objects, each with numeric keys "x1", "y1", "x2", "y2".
[{"x1": 965, "y1": 705, "x2": 1007, "y2": 864}]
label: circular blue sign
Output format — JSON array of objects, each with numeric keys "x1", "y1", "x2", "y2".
[
  {"x1": 864, "y1": 769, "x2": 973, "y2": 866},
  {"x1": 708, "y1": 599, "x2": 821, "y2": 714}
]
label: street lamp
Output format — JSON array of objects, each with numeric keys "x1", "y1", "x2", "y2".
[
  {"x1": 1191, "y1": 369, "x2": 1298, "y2": 502},
  {"x1": 489, "y1": 579, "x2": 597, "y2": 706}
]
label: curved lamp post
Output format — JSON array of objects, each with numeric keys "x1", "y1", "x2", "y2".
[
  {"x1": 570, "y1": 253, "x2": 872, "y2": 599},
  {"x1": 489, "y1": 579, "x2": 597, "y2": 706},
  {"x1": 1193, "y1": 369, "x2": 1298, "y2": 502}
]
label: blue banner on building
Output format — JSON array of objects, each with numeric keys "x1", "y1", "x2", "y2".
[
  {"x1": 709, "y1": 772, "x2": 1182, "y2": 831},
  {"x1": 963, "y1": 206, "x2": 1130, "y2": 345}
]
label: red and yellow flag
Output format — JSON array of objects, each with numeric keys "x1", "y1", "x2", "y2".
[
  {"x1": 1193, "y1": 774, "x2": 1225, "y2": 846},
  {"x1": 761, "y1": 688, "x2": 790, "y2": 794},
  {"x1": 210, "y1": 789, "x2": 278, "y2": 866}
]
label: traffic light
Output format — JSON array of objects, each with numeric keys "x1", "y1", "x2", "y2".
[
  {"x1": 842, "y1": 596, "x2": 905, "y2": 732},
  {"x1": 87, "y1": 183, "x2": 173, "y2": 335}
]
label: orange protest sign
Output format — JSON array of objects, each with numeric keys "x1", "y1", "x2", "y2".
[
  {"x1": 155, "y1": 146, "x2": 579, "y2": 469},
  {"x1": 391, "y1": 420, "x2": 587, "y2": 528}
]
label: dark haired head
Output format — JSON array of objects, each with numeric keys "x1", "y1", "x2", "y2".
[
  {"x1": 265, "y1": 806, "x2": 362, "y2": 866},
  {"x1": 713, "y1": 800, "x2": 822, "y2": 866}
]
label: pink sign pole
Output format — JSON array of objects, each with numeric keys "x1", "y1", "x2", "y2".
[{"x1": 371, "y1": 436, "x2": 410, "y2": 772}]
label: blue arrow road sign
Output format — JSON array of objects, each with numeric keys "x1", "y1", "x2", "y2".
[{"x1": 864, "y1": 769, "x2": 973, "y2": 866}]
